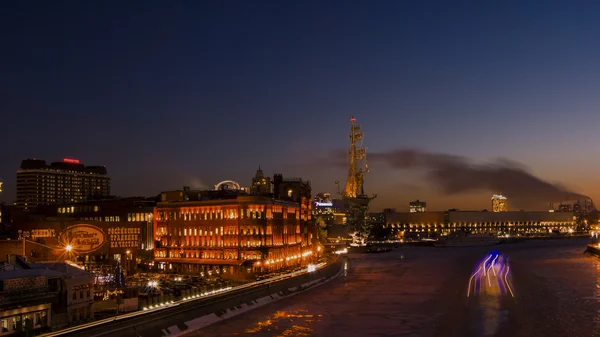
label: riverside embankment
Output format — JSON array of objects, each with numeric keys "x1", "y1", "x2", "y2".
[{"x1": 43, "y1": 258, "x2": 344, "y2": 337}]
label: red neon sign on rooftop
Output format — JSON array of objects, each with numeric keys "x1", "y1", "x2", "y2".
[{"x1": 63, "y1": 158, "x2": 80, "y2": 164}]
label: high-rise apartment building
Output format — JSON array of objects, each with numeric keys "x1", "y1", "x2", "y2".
[
  {"x1": 492, "y1": 194, "x2": 508, "y2": 212},
  {"x1": 16, "y1": 158, "x2": 110, "y2": 211}
]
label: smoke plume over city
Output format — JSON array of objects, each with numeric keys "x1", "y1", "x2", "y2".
[{"x1": 335, "y1": 148, "x2": 589, "y2": 209}]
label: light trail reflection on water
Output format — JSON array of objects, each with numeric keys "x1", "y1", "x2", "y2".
[
  {"x1": 465, "y1": 251, "x2": 515, "y2": 337},
  {"x1": 343, "y1": 260, "x2": 348, "y2": 277},
  {"x1": 240, "y1": 310, "x2": 322, "y2": 337},
  {"x1": 467, "y1": 251, "x2": 515, "y2": 300}
]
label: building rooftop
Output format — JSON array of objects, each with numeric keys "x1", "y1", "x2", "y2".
[
  {"x1": 19, "y1": 158, "x2": 108, "y2": 175},
  {"x1": 0, "y1": 267, "x2": 63, "y2": 280},
  {"x1": 157, "y1": 194, "x2": 304, "y2": 207},
  {"x1": 30, "y1": 262, "x2": 91, "y2": 277}
]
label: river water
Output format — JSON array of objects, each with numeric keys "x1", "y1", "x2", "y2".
[{"x1": 186, "y1": 239, "x2": 600, "y2": 337}]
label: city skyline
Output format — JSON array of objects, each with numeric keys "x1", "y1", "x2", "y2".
[{"x1": 3, "y1": 1, "x2": 600, "y2": 211}]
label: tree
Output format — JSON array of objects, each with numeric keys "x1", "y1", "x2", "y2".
[
  {"x1": 315, "y1": 217, "x2": 328, "y2": 244},
  {"x1": 113, "y1": 259, "x2": 126, "y2": 289},
  {"x1": 368, "y1": 223, "x2": 393, "y2": 241}
]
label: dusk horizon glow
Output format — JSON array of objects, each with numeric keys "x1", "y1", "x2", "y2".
[{"x1": 2, "y1": 1, "x2": 600, "y2": 211}]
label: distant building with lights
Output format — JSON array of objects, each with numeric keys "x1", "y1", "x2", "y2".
[
  {"x1": 16, "y1": 158, "x2": 111, "y2": 211},
  {"x1": 492, "y1": 195, "x2": 508, "y2": 212},
  {"x1": 384, "y1": 209, "x2": 575, "y2": 239},
  {"x1": 251, "y1": 166, "x2": 272, "y2": 195},
  {"x1": 409, "y1": 200, "x2": 426, "y2": 213},
  {"x1": 313, "y1": 193, "x2": 334, "y2": 223},
  {"x1": 272, "y1": 174, "x2": 311, "y2": 203},
  {"x1": 558, "y1": 203, "x2": 572, "y2": 212}
]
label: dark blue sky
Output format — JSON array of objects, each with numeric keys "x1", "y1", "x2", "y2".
[{"x1": 2, "y1": 1, "x2": 600, "y2": 210}]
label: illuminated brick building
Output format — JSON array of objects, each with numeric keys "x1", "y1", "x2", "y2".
[
  {"x1": 16, "y1": 158, "x2": 110, "y2": 211},
  {"x1": 153, "y1": 189, "x2": 315, "y2": 276}
]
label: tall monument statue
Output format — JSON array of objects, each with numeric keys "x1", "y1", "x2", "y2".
[
  {"x1": 344, "y1": 116, "x2": 367, "y2": 198},
  {"x1": 341, "y1": 116, "x2": 376, "y2": 246}
]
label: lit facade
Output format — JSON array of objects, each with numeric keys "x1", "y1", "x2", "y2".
[
  {"x1": 16, "y1": 158, "x2": 110, "y2": 211},
  {"x1": 492, "y1": 195, "x2": 508, "y2": 212},
  {"x1": 385, "y1": 210, "x2": 576, "y2": 239},
  {"x1": 10, "y1": 198, "x2": 154, "y2": 274},
  {"x1": 153, "y1": 195, "x2": 315, "y2": 275},
  {"x1": 409, "y1": 200, "x2": 426, "y2": 213}
]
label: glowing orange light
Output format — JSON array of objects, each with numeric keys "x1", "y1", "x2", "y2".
[{"x1": 63, "y1": 158, "x2": 80, "y2": 164}]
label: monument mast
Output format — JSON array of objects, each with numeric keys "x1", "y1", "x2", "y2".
[
  {"x1": 341, "y1": 116, "x2": 375, "y2": 246},
  {"x1": 344, "y1": 116, "x2": 367, "y2": 198}
]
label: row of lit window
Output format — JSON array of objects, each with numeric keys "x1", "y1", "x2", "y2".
[
  {"x1": 155, "y1": 249, "x2": 263, "y2": 260},
  {"x1": 0, "y1": 311, "x2": 48, "y2": 334},
  {"x1": 59, "y1": 205, "x2": 100, "y2": 214},
  {"x1": 157, "y1": 224, "x2": 303, "y2": 237},
  {"x1": 19, "y1": 169, "x2": 107, "y2": 175},
  {"x1": 387, "y1": 221, "x2": 575, "y2": 228},
  {"x1": 127, "y1": 213, "x2": 152, "y2": 222},
  {"x1": 81, "y1": 217, "x2": 104, "y2": 222},
  {"x1": 167, "y1": 240, "x2": 265, "y2": 248},
  {"x1": 157, "y1": 207, "x2": 306, "y2": 222},
  {"x1": 402, "y1": 227, "x2": 574, "y2": 233},
  {"x1": 20, "y1": 173, "x2": 109, "y2": 181}
]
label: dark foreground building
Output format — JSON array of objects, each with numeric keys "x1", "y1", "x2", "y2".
[{"x1": 0, "y1": 256, "x2": 94, "y2": 334}]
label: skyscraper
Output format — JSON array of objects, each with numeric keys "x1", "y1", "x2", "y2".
[{"x1": 16, "y1": 158, "x2": 110, "y2": 211}]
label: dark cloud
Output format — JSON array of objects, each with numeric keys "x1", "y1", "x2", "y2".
[{"x1": 331, "y1": 148, "x2": 590, "y2": 208}]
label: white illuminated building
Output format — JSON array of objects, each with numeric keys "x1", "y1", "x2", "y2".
[{"x1": 492, "y1": 194, "x2": 508, "y2": 212}]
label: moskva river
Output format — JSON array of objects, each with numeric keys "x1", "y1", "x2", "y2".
[{"x1": 187, "y1": 238, "x2": 600, "y2": 337}]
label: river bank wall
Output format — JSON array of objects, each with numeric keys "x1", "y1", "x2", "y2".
[{"x1": 48, "y1": 257, "x2": 344, "y2": 337}]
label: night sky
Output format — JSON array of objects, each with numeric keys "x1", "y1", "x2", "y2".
[{"x1": 2, "y1": 1, "x2": 600, "y2": 211}]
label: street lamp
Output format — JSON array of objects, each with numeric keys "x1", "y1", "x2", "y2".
[{"x1": 65, "y1": 244, "x2": 73, "y2": 252}]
